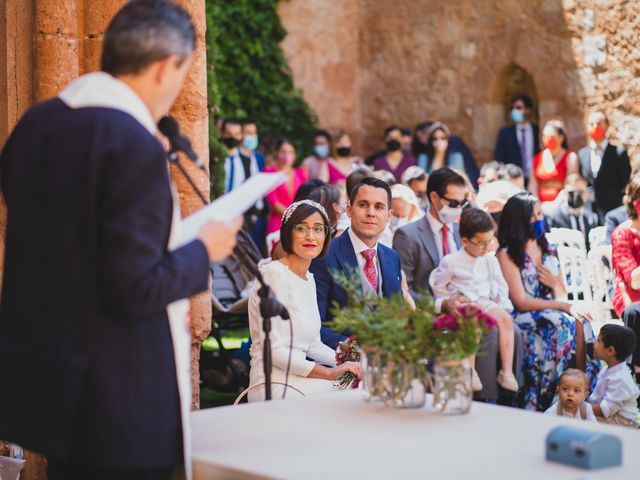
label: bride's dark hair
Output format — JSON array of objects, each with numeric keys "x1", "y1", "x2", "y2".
[{"x1": 498, "y1": 192, "x2": 550, "y2": 269}]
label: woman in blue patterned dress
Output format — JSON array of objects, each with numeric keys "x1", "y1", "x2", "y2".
[{"x1": 497, "y1": 192, "x2": 598, "y2": 411}]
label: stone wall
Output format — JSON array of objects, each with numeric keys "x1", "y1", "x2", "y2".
[
  {"x1": 0, "y1": 0, "x2": 210, "y2": 478},
  {"x1": 279, "y1": 0, "x2": 639, "y2": 165}
]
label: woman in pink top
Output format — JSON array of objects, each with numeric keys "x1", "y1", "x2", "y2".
[{"x1": 264, "y1": 138, "x2": 309, "y2": 234}]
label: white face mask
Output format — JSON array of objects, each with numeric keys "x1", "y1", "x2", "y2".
[
  {"x1": 433, "y1": 139, "x2": 448, "y2": 151},
  {"x1": 438, "y1": 205, "x2": 461, "y2": 224}
]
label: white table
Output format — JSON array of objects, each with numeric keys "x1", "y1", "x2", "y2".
[{"x1": 191, "y1": 390, "x2": 640, "y2": 479}]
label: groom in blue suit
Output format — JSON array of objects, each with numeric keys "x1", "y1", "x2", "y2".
[{"x1": 310, "y1": 177, "x2": 402, "y2": 349}]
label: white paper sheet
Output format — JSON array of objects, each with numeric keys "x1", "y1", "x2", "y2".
[{"x1": 180, "y1": 171, "x2": 286, "y2": 244}]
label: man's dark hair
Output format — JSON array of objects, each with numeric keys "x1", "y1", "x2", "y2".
[
  {"x1": 400, "y1": 127, "x2": 412, "y2": 136},
  {"x1": 511, "y1": 94, "x2": 533, "y2": 109},
  {"x1": 426, "y1": 167, "x2": 466, "y2": 198},
  {"x1": 241, "y1": 118, "x2": 257, "y2": 127},
  {"x1": 459, "y1": 208, "x2": 495, "y2": 239},
  {"x1": 314, "y1": 129, "x2": 332, "y2": 142},
  {"x1": 101, "y1": 0, "x2": 195, "y2": 76},
  {"x1": 350, "y1": 177, "x2": 392, "y2": 208},
  {"x1": 280, "y1": 202, "x2": 331, "y2": 259},
  {"x1": 384, "y1": 125, "x2": 401, "y2": 138},
  {"x1": 599, "y1": 324, "x2": 637, "y2": 361},
  {"x1": 346, "y1": 167, "x2": 373, "y2": 197},
  {"x1": 221, "y1": 117, "x2": 242, "y2": 132}
]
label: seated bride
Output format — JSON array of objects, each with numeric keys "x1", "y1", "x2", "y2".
[{"x1": 247, "y1": 199, "x2": 362, "y2": 401}]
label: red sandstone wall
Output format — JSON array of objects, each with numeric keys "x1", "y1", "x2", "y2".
[{"x1": 279, "y1": 0, "x2": 640, "y2": 165}]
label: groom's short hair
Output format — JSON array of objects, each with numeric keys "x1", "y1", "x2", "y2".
[{"x1": 349, "y1": 177, "x2": 392, "y2": 208}]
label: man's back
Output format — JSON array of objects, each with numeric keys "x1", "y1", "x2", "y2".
[{"x1": 0, "y1": 98, "x2": 209, "y2": 467}]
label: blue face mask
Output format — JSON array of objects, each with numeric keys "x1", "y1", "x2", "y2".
[
  {"x1": 314, "y1": 145, "x2": 330, "y2": 158},
  {"x1": 511, "y1": 108, "x2": 525, "y2": 124},
  {"x1": 530, "y1": 219, "x2": 546, "y2": 240},
  {"x1": 243, "y1": 134, "x2": 258, "y2": 151}
]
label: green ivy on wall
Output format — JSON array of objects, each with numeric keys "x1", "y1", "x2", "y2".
[{"x1": 205, "y1": 0, "x2": 318, "y2": 198}]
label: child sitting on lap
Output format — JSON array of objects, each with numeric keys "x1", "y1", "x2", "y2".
[
  {"x1": 430, "y1": 207, "x2": 518, "y2": 392},
  {"x1": 588, "y1": 324, "x2": 639, "y2": 428},
  {"x1": 545, "y1": 369, "x2": 596, "y2": 421}
]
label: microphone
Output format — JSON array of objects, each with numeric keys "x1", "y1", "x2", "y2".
[{"x1": 158, "y1": 116, "x2": 206, "y2": 171}]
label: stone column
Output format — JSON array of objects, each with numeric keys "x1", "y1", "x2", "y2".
[
  {"x1": 33, "y1": 0, "x2": 80, "y2": 102},
  {"x1": 171, "y1": 0, "x2": 212, "y2": 409}
]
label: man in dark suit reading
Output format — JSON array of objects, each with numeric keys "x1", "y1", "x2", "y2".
[
  {"x1": 310, "y1": 177, "x2": 403, "y2": 349},
  {"x1": 0, "y1": 1, "x2": 242, "y2": 479}
]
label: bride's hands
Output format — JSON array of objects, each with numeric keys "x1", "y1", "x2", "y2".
[{"x1": 332, "y1": 361, "x2": 362, "y2": 380}]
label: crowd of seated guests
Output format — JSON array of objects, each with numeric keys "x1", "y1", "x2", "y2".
[{"x1": 217, "y1": 105, "x2": 639, "y2": 426}]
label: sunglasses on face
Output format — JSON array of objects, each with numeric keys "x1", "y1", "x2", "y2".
[{"x1": 440, "y1": 195, "x2": 468, "y2": 209}]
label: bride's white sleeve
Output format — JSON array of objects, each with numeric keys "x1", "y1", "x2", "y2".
[
  {"x1": 255, "y1": 266, "x2": 316, "y2": 377},
  {"x1": 306, "y1": 337, "x2": 337, "y2": 367}
]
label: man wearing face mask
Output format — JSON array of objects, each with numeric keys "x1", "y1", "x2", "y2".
[
  {"x1": 223, "y1": 117, "x2": 263, "y2": 232},
  {"x1": 393, "y1": 167, "x2": 466, "y2": 310},
  {"x1": 578, "y1": 111, "x2": 631, "y2": 222},
  {"x1": 548, "y1": 174, "x2": 599, "y2": 249},
  {"x1": 223, "y1": 117, "x2": 260, "y2": 192},
  {"x1": 241, "y1": 118, "x2": 265, "y2": 171},
  {"x1": 371, "y1": 125, "x2": 417, "y2": 183},
  {"x1": 494, "y1": 94, "x2": 541, "y2": 179},
  {"x1": 394, "y1": 168, "x2": 522, "y2": 402}
]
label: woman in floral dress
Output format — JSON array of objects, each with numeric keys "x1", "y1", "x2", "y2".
[{"x1": 497, "y1": 192, "x2": 598, "y2": 411}]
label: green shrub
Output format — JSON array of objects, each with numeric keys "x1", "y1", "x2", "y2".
[{"x1": 205, "y1": 0, "x2": 318, "y2": 198}]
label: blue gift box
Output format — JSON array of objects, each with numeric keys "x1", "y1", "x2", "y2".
[{"x1": 545, "y1": 426, "x2": 622, "y2": 470}]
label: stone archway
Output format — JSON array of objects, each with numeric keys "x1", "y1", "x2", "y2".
[{"x1": 491, "y1": 63, "x2": 539, "y2": 125}]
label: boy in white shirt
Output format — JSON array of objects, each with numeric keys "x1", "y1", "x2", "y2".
[
  {"x1": 430, "y1": 208, "x2": 518, "y2": 391},
  {"x1": 588, "y1": 324, "x2": 640, "y2": 428},
  {"x1": 545, "y1": 369, "x2": 597, "y2": 421}
]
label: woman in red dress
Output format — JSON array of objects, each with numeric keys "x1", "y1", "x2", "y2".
[
  {"x1": 529, "y1": 120, "x2": 579, "y2": 203},
  {"x1": 612, "y1": 176, "x2": 640, "y2": 316}
]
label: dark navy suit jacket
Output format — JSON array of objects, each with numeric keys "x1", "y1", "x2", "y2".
[
  {"x1": 309, "y1": 229, "x2": 403, "y2": 349},
  {"x1": 0, "y1": 99, "x2": 210, "y2": 468},
  {"x1": 494, "y1": 123, "x2": 540, "y2": 169}
]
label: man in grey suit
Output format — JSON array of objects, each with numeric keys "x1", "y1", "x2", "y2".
[{"x1": 393, "y1": 168, "x2": 523, "y2": 402}]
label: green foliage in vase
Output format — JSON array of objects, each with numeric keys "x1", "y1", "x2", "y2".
[
  {"x1": 327, "y1": 269, "x2": 437, "y2": 363},
  {"x1": 205, "y1": 0, "x2": 318, "y2": 198},
  {"x1": 328, "y1": 269, "x2": 497, "y2": 362}
]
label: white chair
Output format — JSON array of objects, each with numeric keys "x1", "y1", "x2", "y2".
[
  {"x1": 588, "y1": 226, "x2": 607, "y2": 248},
  {"x1": 547, "y1": 227, "x2": 587, "y2": 252},
  {"x1": 556, "y1": 245, "x2": 593, "y2": 302},
  {"x1": 588, "y1": 245, "x2": 616, "y2": 322}
]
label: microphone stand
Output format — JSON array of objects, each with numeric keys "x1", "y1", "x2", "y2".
[
  {"x1": 167, "y1": 151, "x2": 209, "y2": 206},
  {"x1": 235, "y1": 242, "x2": 290, "y2": 401},
  {"x1": 165, "y1": 145, "x2": 289, "y2": 401}
]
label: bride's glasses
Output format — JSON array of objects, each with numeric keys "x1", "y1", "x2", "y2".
[{"x1": 292, "y1": 224, "x2": 328, "y2": 237}]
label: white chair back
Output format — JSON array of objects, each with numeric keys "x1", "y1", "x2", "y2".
[
  {"x1": 588, "y1": 245, "x2": 614, "y2": 306},
  {"x1": 557, "y1": 245, "x2": 593, "y2": 302},
  {"x1": 547, "y1": 227, "x2": 587, "y2": 252},
  {"x1": 588, "y1": 226, "x2": 607, "y2": 248}
]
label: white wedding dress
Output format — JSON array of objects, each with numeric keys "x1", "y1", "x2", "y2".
[{"x1": 247, "y1": 260, "x2": 337, "y2": 402}]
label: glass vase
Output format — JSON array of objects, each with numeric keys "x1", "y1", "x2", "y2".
[
  {"x1": 361, "y1": 346, "x2": 388, "y2": 402},
  {"x1": 382, "y1": 359, "x2": 427, "y2": 408},
  {"x1": 432, "y1": 359, "x2": 472, "y2": 414}
]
